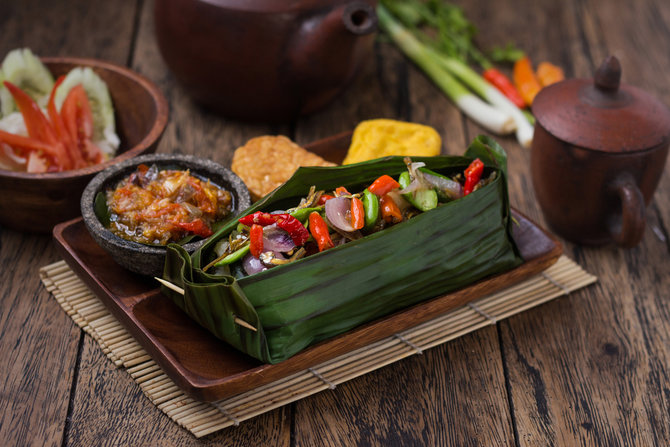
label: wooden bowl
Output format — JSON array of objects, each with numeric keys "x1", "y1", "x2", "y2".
[
  {"x1": 0, "y1": 57, "x2": 169, "y2": 233},
  {"x1": 80, "y1": 153, "x2": 252, "y2": 277}
]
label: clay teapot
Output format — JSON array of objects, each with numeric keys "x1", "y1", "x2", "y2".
[
  {"x1": 154, "y1": 0, "x2": 378, "y2": 122},
  {"x1": 530, "y1": 56, "x2": 670, "y2": 247}
]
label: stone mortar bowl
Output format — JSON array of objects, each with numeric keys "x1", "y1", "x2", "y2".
[{"x1": 80, "y1": 153, "x2": 251, "y2": 277}]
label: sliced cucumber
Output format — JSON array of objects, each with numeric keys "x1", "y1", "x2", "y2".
[
  {"x1": 0, "y1": 48, "x2": 55, "y2": 117},
  {"x1": 54, "y1": 66, "x2": 118, "y2": 150},
  {"x1": 398, "y1": 171, "x2": 438, "y2": 212}
]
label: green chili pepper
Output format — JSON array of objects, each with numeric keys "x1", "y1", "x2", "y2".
[
  {"x1": 362, "y1": 189, "x2": 379, "y2": 232},
  {"x1": 289, "y1": 206, "x2": 324, "y2": 223},
  {"x1": 398, "y1": 171, "x2": 438, "y2": 211},
  {"x1": 214, "y1": 243, "x2": 250, "y2": 267}
]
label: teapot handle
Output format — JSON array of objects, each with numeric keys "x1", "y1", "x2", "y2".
[{"x1": 607, "y1": 172, "x2": 645, "y2": 247}]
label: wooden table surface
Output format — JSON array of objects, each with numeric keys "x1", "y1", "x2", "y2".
[{"x1": 2, "y1": 0, "x2": 669, "y2": 445}]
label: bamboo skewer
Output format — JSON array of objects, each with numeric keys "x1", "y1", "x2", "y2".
[{"x1": 154, "y1": 277, "x2": 258, "y2": 332}]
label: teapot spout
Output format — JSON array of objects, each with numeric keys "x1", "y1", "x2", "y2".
[
  {"x1": 340, "y1": 1, "x2": 378, "y2": 35},
  {"x1": 287, "y1": 1, "x2": 378, "y2": 113}
]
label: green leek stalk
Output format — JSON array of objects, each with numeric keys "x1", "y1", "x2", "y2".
[
  {"x1": 377, "y1": 5, "x2": 515, "y2": 135},
  {"x1": 432, "y1": 51, "x2": 534, "y2": 147}
]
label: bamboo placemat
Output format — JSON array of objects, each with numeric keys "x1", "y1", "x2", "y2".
[{"x1": 40, "y1": 255, "x2": 596, "y2": 438}]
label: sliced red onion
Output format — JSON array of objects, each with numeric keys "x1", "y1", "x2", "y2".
[
  {"x1": 422, "y1": 172, "x2": 463, "y2": 200},
  {"x1": 242, "y1": 253, "x2": 267, "y2": 275},
  {"x1": 408, "y1": 161, "x2": 426, "y2": 178},
  {"x1": 387, "y1": 190, "x2": 412, "y2": 212},
  {"x1": 398, "y1": 177, "x2": 423, "y2": 195},
  {"x1": 263, "y1": 224, "x2": 295, "y2": 253},
  {"x1": 325, "y1": 196, "x2": 354, "y2": 232}
]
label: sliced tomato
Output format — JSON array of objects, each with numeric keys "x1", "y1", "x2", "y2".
[
  {"x1": 48, "y1": 76, "x2": 81, "y2": 169},
  {"x1": 3, "y1": 81, "x2": 70, "y2": 170},
  {"x1": 0, "y1": 129, "x2": 61, "y2": 162},
  {"x1": 61, "y1": 84, "x2": 101, "y2": 166}
]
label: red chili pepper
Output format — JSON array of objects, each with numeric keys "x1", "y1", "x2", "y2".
[
  {"x1": 317, "y1": 194, "x2": 335, "y2": 205},
  {"x1": 249, "y1": 224, "x2": 264, "y2": 258},
  {"x1": 483, "y1": 68, "x2": 526, "y2": 109},
  {"x1": 308, "y1": 212, "x2": 334, "y2": 252},
  {"x1": 175, "y1": 218, "x2": 213, "y2": 238},
  {"x1": 463, "y1": 159, "x2": 485, "y2": 195},
  {"x1": 380, "y1": 194, "x2": 403, "y2": 224},
  {"x1": 238, "y1": 211, "x2": 279, "y2": 227},
  {"x1": 351, "y1": 197, "x2": 365, "y2": 230},
  {"x1": 239, "y1": 211, "x2": 309, "y2": 246},
  {"x1": 368, "y1": 175, "x2": 400, "y2": 196},
  {"x1": 334, "y1": 186, "x2": 351, "y2": 197}
]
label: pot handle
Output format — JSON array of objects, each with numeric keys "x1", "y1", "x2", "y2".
[{"x1": 607, "y1": 172, "x2": 645, "y2": 247}]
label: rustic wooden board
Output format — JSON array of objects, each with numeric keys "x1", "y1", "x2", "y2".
[
  {"x1": 59, "y1": 1, "x2": 294, "y2": 445},
  {"x1": 0, "y1": 1, "x2": 139, "y2": 446},
  {"x1": 3, "y1": 0, "x2": 670, "y2": 445},
  {"x1": 464, "y1": 0, "x2": 670, "y2": 446}
]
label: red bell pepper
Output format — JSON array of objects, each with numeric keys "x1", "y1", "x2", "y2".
[
  {"x1": 308, "y1": 212, "x2": 334, "y2": 252},
  {"x1": 463, "y1": 159, "x2": 484, "y2": 195},
  {"x1": 367, "y1": 175, "x2": 400, "y2": 196}
]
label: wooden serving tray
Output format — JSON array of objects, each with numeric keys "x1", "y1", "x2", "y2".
[{"x1": 53, "y1": 133, "x2": 562, "y2": 402}]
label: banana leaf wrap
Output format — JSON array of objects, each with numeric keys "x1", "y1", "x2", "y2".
[{"x1": 161, "y1": 136, "x2": 523, "y2": 364}]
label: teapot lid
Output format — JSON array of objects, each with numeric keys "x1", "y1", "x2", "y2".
[{"x1": 532, "y1": 56, "x2": 670, "y2": 153}]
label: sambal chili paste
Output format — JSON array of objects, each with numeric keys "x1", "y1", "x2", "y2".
[{"x1": 106, "y1": 164, "x2": 232, "y2": 245}]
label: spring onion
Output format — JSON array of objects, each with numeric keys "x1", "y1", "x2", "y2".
[
  {"x1": 379, "y1": 0, "x2": 534, "y2": 147},
  {"x1": 377, "y1": 5, "x2": 515, "y2": 135}
]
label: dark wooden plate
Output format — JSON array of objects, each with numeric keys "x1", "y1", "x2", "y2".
[{"x1": 52, "y1": 133, "x2": 562, "y2": 402}]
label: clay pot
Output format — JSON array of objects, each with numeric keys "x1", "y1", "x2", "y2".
[
  {"x1": 530, "y1": 56, "x2": 670, "y2": 247},
  {"x1": 154, "y1": 0, "x2": 378, "y2": 122}
]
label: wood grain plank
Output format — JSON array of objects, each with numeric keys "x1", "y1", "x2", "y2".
[
  {"x1": 0, "y1": 0, "x2": 137, "y2": 64},
  {"x1": 0, "y1": 1, "x2": 139, "y2": 446},
  {"x1": 65, "y1": 335, "x2": 291, "y2": 446},
  {"x1": 292, "y1": 20, "x2": 515, "y2": 446},
  {"x1": 60, "y1": 0, "x2": 293, "y2": 444},
  {"x1": 0, "y1": 231, "x2": 78, "y2": 447},
  {"x1": 294, "y1": 331, "x2": 515, "y2": 446},
  {"x1": 481, "y1": 0, "x2": 670, "y2": 445}
]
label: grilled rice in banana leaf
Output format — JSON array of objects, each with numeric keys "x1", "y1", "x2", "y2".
[{"x1": 161, "y1": 136, "x2": 523, "y2": 364}]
